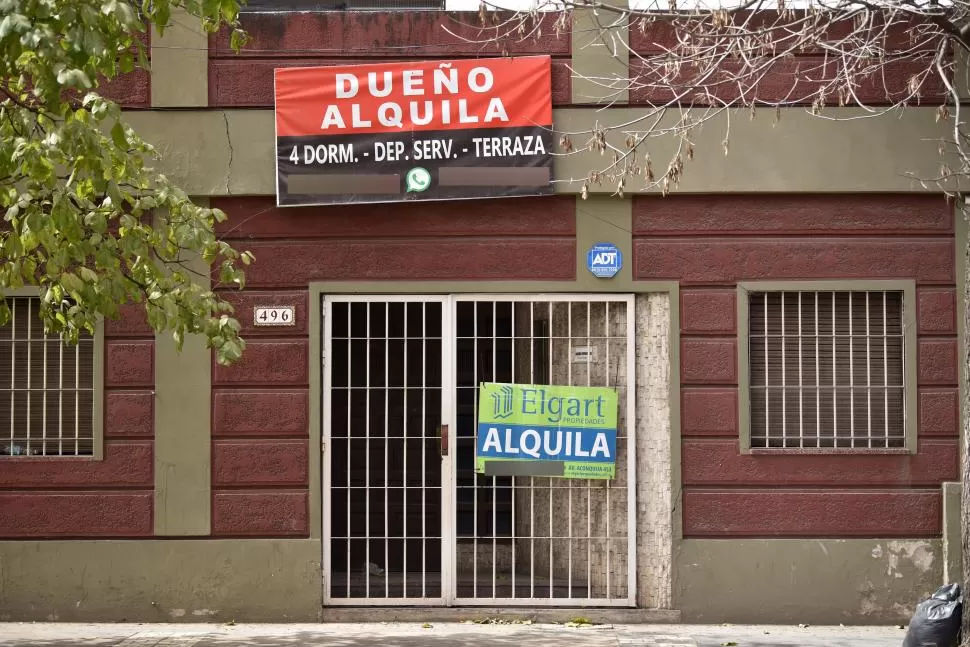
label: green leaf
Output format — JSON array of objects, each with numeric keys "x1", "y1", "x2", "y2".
[
  {"x1": 56, "y1": 68, "x2": 92, "y2": 89},
  {"x1": 0, "y1": 0, "x2": 249, "y2": 364},
  {"x1": 111, "y1": 122, "x2": 128, "y2": 149}
]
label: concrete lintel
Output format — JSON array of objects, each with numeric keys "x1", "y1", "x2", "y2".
[{"x1": 122, "y1": 107, "x2": 953, "y2": 197}]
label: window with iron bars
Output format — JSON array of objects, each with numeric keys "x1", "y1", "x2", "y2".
[
  {"x1": 747, "y1": 290, "x2": 906, "y2": 450},
  {"x1": 0, "y1": 296, "x2": 97, "y2": 457}
]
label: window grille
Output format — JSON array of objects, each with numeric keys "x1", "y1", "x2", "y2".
[
  {"x1": 748, "y1": 291, "x2": 905, "y2": 449},
  {"x1": 0, "y1": 297, "x2": 95, "y2": 457}
]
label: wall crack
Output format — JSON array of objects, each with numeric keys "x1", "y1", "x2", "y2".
[{"x1": 223, "y1": 112, "x2": 233, "y2": 196}]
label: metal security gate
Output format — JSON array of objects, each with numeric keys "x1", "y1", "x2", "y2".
[
  {"x1": 322, "y1": 295, "x2": 635, "y2": 606},
  {"x1": 323, "y1": 297, "x2": 451, "y2": 605}
]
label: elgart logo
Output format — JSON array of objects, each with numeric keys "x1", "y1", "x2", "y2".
[{"x1": 490, "y1": 385, "x2": 514, "y2": 419}]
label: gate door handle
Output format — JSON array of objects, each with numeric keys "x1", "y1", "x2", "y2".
[{"x1": 439, "y1": 424, "x2": 449, "y2": 457}]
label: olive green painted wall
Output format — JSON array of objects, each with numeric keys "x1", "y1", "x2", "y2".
[
  {"x1": 675, "y1": 539, "x2": 942, "y2": 624},
  {"x1": 0, "y1": 540, "x2": 322, "y2": 622},
  {"x1": 571, "y1": 1, "x2": 629, "y2": 105},
  {"x1": 152, "y1": 207, "x2": 212, "y2": 536},
  {"x1": 122, "y1": 107, "x2": 955, "y2": 197},
  {"x1": 150, "y1": 8, "x2": 208, "y2": 108}
]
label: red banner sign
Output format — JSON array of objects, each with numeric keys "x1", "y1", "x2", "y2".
[{"x1": 273, "y1": 56, "x2": 554, "y2": 206}]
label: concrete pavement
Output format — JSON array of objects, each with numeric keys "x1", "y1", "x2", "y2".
[{"x1": 0, "y1": 622, "x2": 908, "y2": 647}]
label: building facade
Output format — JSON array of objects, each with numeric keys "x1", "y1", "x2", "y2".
[{"x1": 0, "y1": 7, "x2": 962, "y2": 625}]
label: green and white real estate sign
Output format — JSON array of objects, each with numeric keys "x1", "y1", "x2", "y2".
[{"x1": 475, "y1": 382, "x2": 618, "y2": 480}]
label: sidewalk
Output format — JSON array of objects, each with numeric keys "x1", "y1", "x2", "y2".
[{"x1": 0, "y1": 622, "x2": 908, "y2": 647}]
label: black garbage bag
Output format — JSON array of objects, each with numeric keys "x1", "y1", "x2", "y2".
[{"x1": 903, "y1": 583, "x2": 963, "y2": 647}]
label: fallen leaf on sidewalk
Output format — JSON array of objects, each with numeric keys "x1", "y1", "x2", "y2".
[
  {"x1": 422, "y1": 623, "x2": 433, "y2": 629},
  {"x1": 721, "y1": 642, "x2": 738, "y2": 646}
]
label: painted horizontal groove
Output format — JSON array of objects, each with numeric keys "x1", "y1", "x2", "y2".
[
  {"x1": 211, "y1": 434, "x2": 308, "y2": 441},
  {"x1": 209, "y1": 58, "x2": 572, "y2": 108},
  {"x1": 683, "y1": 484, "x2": 946, "y2": 491},
  {"x1": 629, "y1": 19, "x2": 933, "y2": 54},
  {"x1": 213, "y1": 234, "x2": 576, "y2": 244},
  {"x1": 233, "y1": 239, "x2": 575, "y2": 286},
  {"x1": 211, "y1": 484, "x2": 311, "y2": 492},
  {"x1": 202, "y1": 533, "x2": 312, "y2": 540},
  {"x1": 211, "y1": 383, "x2": 309, "y2": 391},
  {"x1": 213, "y1": 487, "x2": 309, "y2": 494},
  {"x1": 0, "y1": 485, "x2": 154, "y2": 492},
  {"x1": 681, "y1": 438, "x2": 960, "y2": 489},
  {"x1": 682, "y1": 488, "x2": 941, "y2": 537},
  {"x1": 630, "y1": 195, "x2": 952, "y2": 232},
  {"x1": 209, "y1": 52, "x2": 574, "y2": 60},
  {"x1": 634, "y1": 231, "x2": 954, "y2": 239},
  {"x1": 103, "y1": 334, "x2": 156, "y2": 341},
  {"x1": 633, "y1": 233, "x2": 955, "y2": 240},
  {"x1": 637, "y1": 238, "x2": 955, "y2": 284},
  {"x1": 208, "y1": 15, "x2": 570, "y2": 57},
  {"x1": 674, "y1": 280, "x2": 956, "y2": 288},
  {"x1": 626, "y1": 62, "x2": 946, "y2": 106}
]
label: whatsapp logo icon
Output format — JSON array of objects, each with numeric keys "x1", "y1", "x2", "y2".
[{"x1": 405, "y1": 167, "x2": 432, "y2": 193}]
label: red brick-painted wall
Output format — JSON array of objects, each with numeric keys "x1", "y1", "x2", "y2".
[
  {"x1": 629, "y1": 17, "x2": 947, "y2": 106},
  {"x1": 634, "y1": 193, "x2": 959, "y2": 538},
  {"x1": 208, "y1": 13, "x2": 572, "y2": 109},
  {"x1": 0, "y1": 305, "x2": 155, "y2": 537},
  {"x1": 208, "y1": 195, "x2": 576, "y2": 537}
]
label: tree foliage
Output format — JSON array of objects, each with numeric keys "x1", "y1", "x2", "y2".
[{"x1": 0, "y1": 0, "x2": 249, "y2": 363}]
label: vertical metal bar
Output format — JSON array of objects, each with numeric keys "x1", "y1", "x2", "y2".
[
  {"x1": 529, "y1": 301, "x2": 535, "y2": 600},
  {"x1": 402, "y1": 303, "x2": 409, "y2": 598},
  {"x1": 849, "y1": 292, "x2": 855, "y2": 447},
  {"x1": 443, "y1": 297, "x2": 454, "y2": 605},
  {"x1": 625, "y1": 296, "x2": 637, "y2": 604},
  {"x1": 764, "y1": 295, "x2": 768, "y2": 446},
  {"x1": 797, "y1": 293, "x2": 803, "y2": 448},
  {"x1": 832, "y1": 292, "x2": 837, "y2": 443},
  {"x1": 42, "y1": 312, "x2": 48, "y2": 455},
  {"x1": 884, "y1": 292, "x2": 889, "y2": 445},
  {"x1": 491, "y1": 300, "x2": 497, "y2": 600},
  {"x1": 26, "y1": 301, "x2": 31, "y2": 455},
  {"x1": 365, "y1": 306, "x2": 371, "y2": 598},
  {"x1": 815, "y1": 293, "x2": 820, "y2": 445},
  {"x1": 346, "y1": 305, "x2": 352, "y2": 598},
  {"x1": 9, "y1": 300, "x2": 15, "y2": 454},
  {"x1": 599, "y1": 301, "x2": 610, "y2": 600},
  {"x1": 384, "y1": 304, "x2": 389, "y2": 598},
  {"x1": 781, "y1": 293, "x2": 787, "y2": 447},
  {"x1": 442, "y1": 297, "x2": 454, "y2": 605},
  {"x1": 866, "y1": 292, "x2": 872, "y2": 448},
  {"x1": 421, "y1": 302, "x2": 427, "y2": 599},
  {"x1": 322, "y1": 298, "x2": 333, "y2": 603},
  {"x1": 567, "y1": 301, "x2": 574, "y2": 600},
  {"x1": 511, "y1": 300, "x2": 516, "y2": 599},
  {"x1": 74, "y1": 326, "x2": 79, "y2": 455},
  {"x1": 548, "y1": 301, "x2": 554, "y2": 599},
  {"x1": 472, "y1": 301, "x2": 478, "y2": 598},
  {"x1": 58, "y1": 304, "x2": 63, "y2": 456}
]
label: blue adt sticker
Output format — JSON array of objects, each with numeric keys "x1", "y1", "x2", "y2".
[{"x1": 587, "y1": 243, "x2": 622, "y2": 278}]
